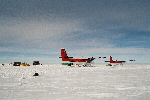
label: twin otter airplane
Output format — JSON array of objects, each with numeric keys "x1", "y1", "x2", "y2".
[
  {"x1": 59, "y1": 49, "x2": 95, "y2": 67},
  {"x1": 105, "y1": 56, "x2": 126, "y2": 63}
]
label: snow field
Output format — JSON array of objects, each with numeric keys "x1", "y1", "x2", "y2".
[{"x1": 0, "y1": 63, "x2": 150, "y2": 100}]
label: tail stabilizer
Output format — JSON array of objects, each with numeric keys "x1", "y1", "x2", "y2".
[
  {"x1": 59, "y1": 49, "x2": 73, "y2": 61},
  {"x1": 110, "y1": 56, "x2": 113, "y2": 63}
]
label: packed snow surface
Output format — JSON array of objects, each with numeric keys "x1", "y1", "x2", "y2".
[{"x1": 0, "y1": 63, "x2": 150, "y2": 100}]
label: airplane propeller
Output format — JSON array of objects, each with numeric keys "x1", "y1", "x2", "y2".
[{"x1": 98, "y1": 57, "x2": 106, "y2": 59}]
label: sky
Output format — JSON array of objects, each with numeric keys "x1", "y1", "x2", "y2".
[{"x1": 0, "y1": 0, "x2": 150, "y2": 63}]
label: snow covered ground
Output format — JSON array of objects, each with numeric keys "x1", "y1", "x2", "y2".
[{"x1": 0, "y1": 63, "x2": 150, "y2": 100}]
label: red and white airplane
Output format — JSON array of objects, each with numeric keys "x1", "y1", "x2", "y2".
[
  {"x1": 59, "y1": 49, "x2": 95, "y2": 66},
  {"x1": 105, "y1": 56, "x2": 126, "y2": 63}
]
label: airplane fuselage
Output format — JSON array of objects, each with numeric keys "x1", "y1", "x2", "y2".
[
  {"x1": 63, "y1": 58, "x2": 93, "y2": 62},
  {"x1": 105, "y1": 56, "x2": 126, "y2": 63},
  {"x1": 60, "y1": 49, "x2": 95, "y2": 63}
]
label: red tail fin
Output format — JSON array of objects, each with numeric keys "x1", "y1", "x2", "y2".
[
  {"x1": 110, "y1": 56, "x2": 113, "y2": 63},
  {"x1": 60, "y1": 49, "x2": 74, "y2": 61},
  {"x1": 60, "y1": 49, "x2": 68, "y2": 61}
]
